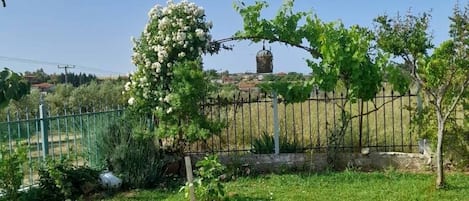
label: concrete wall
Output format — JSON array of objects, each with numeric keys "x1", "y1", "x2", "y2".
[{"x1": 191, "y1": 152, "x2": 432, "y2": 173}]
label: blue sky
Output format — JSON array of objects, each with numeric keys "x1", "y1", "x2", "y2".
[{"x1": 0, "y1": 0, "x2": 460, "y2": 77}]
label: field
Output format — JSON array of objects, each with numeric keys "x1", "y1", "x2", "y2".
[
  {"x1": 106, "y1": 171, "x2": 469, "y2": 201},
  {"x1": 194, "y1": 89, "x2": 421, "y2": 153}
]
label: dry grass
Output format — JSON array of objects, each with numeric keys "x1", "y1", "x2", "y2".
[{"x1": 194, "y1": 90, "x2": 420, "y2": 153}]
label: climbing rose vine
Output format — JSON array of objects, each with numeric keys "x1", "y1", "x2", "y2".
[{"x1": 125, "y1": 0, "x2": 221, "y2": 145}]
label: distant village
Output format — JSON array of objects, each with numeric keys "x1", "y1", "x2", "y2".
[
  {"x1": 209, "y1": 70, "x2": 309, "y2": 92},
  {"x1": 23, "y1": 68, "x2": 309, "y2": 93}
]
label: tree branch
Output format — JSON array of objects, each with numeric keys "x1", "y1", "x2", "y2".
[
  {"x1": 211, "y1": 36, "x2": 321, "y2": 58},
  {"x1": 350, "y1": 95, "x2": 402, "y2": 119},
  {"x1": 413, "y1": 70, "x2": 438, "y2": 101},
  {"x1": 439, "y1": 66, "x2": 458, "y2": 99},
  {"x1": 320, "y1": 90, "x2": 405, "y2": 120},
  {"x1": 443, "y1": 75, "x2": 469, "y2": 122}
]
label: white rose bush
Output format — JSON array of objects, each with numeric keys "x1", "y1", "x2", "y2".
[{"x1": 125, "y1": 0, "x2": 223, "y2": 152}]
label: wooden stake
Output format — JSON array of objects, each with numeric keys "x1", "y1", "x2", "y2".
[{"x1": 185, "y1": 156, "x2": 196, "y2": 201}]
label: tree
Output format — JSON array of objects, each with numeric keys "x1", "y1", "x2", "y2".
[
  {"x1": 375, "y1": 7, "x2": 469, "y2": 189},
  {"x1": 6, "y1": 88, "x2": 40, "y2": 118},
  {"x1": 125, "y1": 1, "x2": 223, "y2": 154},
  {"x1": 232, "y1": 1, "x2": 406, "y2": 162},
  {"x1": 204, "y1": 69, "x2": 220, "y2": 80},
  {"x1": 24, "y1": 68, "x2": 50, "y2": 84},
  {"x1": 0, "y1": 68, "x2": 30, "y2": 108},
  {"x1": 45, "y1": 84, "x2": 74, "y2": 114}
]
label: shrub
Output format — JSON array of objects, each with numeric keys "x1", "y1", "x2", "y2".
[
  {"x1": 411, "y1": 105, "x2": 469, "y2": 169},
  {"x1": 97, "y1": 116, "x2": 167, "y2": 188},
  {"x1": 183, "y1": 154, "x2": 226, "y2": 201},
  {"x1": 0, "y1": 145, "x2": 26, "y2": 201},
  {"x1": 251, "y1": 131, "x2": 303, "y2": 154},
  {"x1": 35, "y1": 159, "x2": 101, "y2": 201},
  {"x1": 251, "y1": 132, "x2": 274, "y2": 154}
]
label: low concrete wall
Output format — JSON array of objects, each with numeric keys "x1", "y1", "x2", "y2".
[{"x1": 191, "y1": 152, "x2": 431, "y2": 173}]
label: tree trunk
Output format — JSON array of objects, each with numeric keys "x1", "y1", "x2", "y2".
[{"x1": 435, "y1": 110, "x2": 445, "y2": 189}]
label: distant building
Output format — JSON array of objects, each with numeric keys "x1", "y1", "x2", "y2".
[
  {"x1": 277, "y1": 72, "x2": 286, "y2": 76},
  {"x1": 24, "y1": 75, "x2": 37, "y2": 83},
  {"x1": 32, "y1": 82, "x2": 55, "y2": 92},
  {"x1": 238, "y1": 81, "x2": 259, "y2": 92},
  {"x1": 221, "y1": 75, "x2": 235, "y2": 84}
]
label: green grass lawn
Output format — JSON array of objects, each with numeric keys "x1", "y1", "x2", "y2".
[{"x1": 106, "y1": 171, "x2": 469, "y2": 201}]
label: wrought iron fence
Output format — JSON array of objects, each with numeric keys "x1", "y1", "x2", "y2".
[{"x1": 189, "y1": 88, "x2": 420, "y2": 154}]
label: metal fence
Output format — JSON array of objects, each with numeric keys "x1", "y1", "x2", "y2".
[
  {"x1": 1, "y1": 88, "x2": 420, "y2": 186},
  {"x1": 189, "y1": 88, "x2": 420, "y2": 154},
  {"x1": 0, "y1": 102, "x2": 124, "y2": 187}
]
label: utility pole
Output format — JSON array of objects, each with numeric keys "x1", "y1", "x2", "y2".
[{"x1": 58, "y1": 65, "x2": 75, "y2": 85}]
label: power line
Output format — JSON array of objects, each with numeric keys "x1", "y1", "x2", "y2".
[{"x1": 0, "y1": 55, "x2": 128, "y2": 75}]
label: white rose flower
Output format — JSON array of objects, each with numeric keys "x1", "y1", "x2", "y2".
[
  {"x1": 151, "y1": 62, "x2": 161, "y2": 69},
  {"x1": 163, "y1": 94, "x2": 171, "y2": 102},
  {"x1": 128, "y1": 97, "x2": 135, "y2": 105},
  {"x1": 195, "y1": 29, "x2": 205, "y2": 40},
  {"x1": 124, "y1": 82, "x2": 131, "y2": 91}
]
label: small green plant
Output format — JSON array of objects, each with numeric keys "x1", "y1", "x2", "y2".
[
  {"x1": 183, "y1": 154, "x2": 226, "y2": 201},
  {"x1": 251, "y1": 131, "x2": 274, "y2": 154},
  {"x1": 36, "y1": 158, "x2": 101, "y2": 201},
  {"x1": 251, "y1": 131, "x2": 303, "y2": 154},
  {"x1": 280, "y1": 136, "x2": 303, "y2": 153},
  {"x1": 0, "y1": 145, "x2": 26, "y2": 201},
  {"x1": 344, "y1": 161, "x2": 362, "y2": 173}
]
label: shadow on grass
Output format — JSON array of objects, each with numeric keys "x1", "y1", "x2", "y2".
[
  {"x1": 104, "y1": 189, "x2": 176, "y2": 201},
  {"x1": 443, "y1": 182, "x2": 469, "y2": 191},
  {"x1": 229, "y1": 195, "x2": 271, "y2": 201}
]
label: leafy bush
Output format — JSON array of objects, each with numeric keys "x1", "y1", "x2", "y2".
[
  {"x1": 97, "y1": 116, "x2": 167, "y2": 188},
  {"x1": 0, "y1": 145, "x2": 26, "y2": 201},
  {"x1": 35, "y1": 159, "x2": 101, "y2": 201},
  {"x1": 183, "y1": 154, "x2": 226, "y2": 201},
  {"x1": 411, "y1": 105, "x2": 469, "y2": 169},
  {"x1": 251, "y1": 131, "x2": 303, "y2": 154}
]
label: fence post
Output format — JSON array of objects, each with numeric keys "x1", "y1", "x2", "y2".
[
  {"x1": 272, "y1": 91, "x2": 280, "y2": 155},
  {"x1": 39, "y1": 94, "x2": 49, "y2": 160}
]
